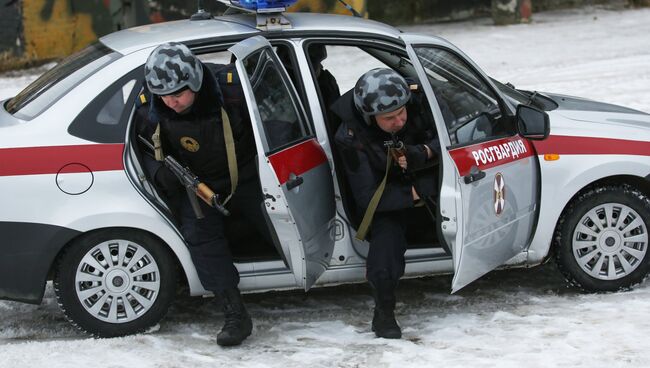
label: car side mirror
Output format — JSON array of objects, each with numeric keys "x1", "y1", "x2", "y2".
[{"x1": 516, "y1": 104, "x2": 550, "y2": 140}]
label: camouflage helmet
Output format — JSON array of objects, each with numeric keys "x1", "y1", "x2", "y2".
[
  {"x1": 144, "y1": 42, "x2": 203, "y2": 95},
  {"x1": 353, "y1": 68, "x2": 411, "y2": 125}
]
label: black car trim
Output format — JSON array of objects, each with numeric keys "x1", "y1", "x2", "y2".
[
  {"x1": 185, "y1": 30, "x2": 404, "y2": 51},
  {"x1": 0, "y1": 222, "x2": 81, "y2": 304}
]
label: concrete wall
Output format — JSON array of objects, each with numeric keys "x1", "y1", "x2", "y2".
[{"x1": 21, "y1": 0, "x2": 111, "y2": 61}]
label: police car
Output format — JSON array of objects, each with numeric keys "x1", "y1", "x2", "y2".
[{"x1": 1, "y1": 0, "x2": 649, "y2": 337}]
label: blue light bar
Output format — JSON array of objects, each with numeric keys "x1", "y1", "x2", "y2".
[{"x1": 230, "y1": 0, "x2": 297, "y2": 11}]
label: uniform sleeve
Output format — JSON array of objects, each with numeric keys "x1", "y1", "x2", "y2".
[{"x1": 335, "y1": 126, "x2": 413, "y2": 213}]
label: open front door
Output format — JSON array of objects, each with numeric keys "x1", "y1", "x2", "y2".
[
  {"x1": 229, "y1": 36, "x2": 336, "y2": 290},
  {"x1": 403, "y1": 34, "x2": 540, "y2": 292}
]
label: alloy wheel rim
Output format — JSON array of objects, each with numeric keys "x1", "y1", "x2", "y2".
[
  {"x1": 74, "y1": 240, "x2": 161, "y2": 323},
  {"x1": 572, "y1": 202, "x2": 648, "y2": 281}
]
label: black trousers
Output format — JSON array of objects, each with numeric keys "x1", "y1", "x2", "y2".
[
  {"x1": 179, "y1": 179, "x2": 271, "y2": 292},
  {"x1": 366, "y1": 211, "x2": 408, "y2": 284}
]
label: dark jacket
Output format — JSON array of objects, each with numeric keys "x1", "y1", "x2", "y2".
[
  {"x1": 135, "y1": 62, "x2": 257, "y2": 196},
  {"x1": 332, "y1": 90, "x2": 439, "y2": 213}
]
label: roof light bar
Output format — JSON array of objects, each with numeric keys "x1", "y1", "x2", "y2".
[{"x1": 229, "y1": 0, "x2": 297, "y2": 13}]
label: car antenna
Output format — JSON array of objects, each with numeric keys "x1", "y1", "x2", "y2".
[
  {"x1": 191, "y1": 0, "x2": 212, "y2": 20},
  {"x1": 337, "y1": 0, "x2": 362, "y2": 17}
]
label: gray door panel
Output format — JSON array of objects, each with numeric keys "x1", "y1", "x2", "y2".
[
  {"x1": 402, "y1": 34, "x2": 540, "y2": 292},
  {"x1": 230, "y1": 36, "x2": 336, "y2": 290}
]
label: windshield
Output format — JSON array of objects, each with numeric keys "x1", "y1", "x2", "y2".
[{"x1": 6, "y1": 42, "x2": 120, "y2": 120}]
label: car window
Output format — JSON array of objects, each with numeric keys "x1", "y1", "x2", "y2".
[
  {"x1": 302, "y1": 41, "x2": 438, "y2": 142},
  {"x1": 6, "y1": 42, "x2": 120, "y2": 120},
  {"x1": 242, "y1": 48, "x2": 311, "y2": 153},
  {"x1": 68, "y1": 67, "x2": 141, "y2": 143},
  {"x1": 319, "y1": 45, "x2": 388, "y2": 93},
  {"x1": 414, "y1": 47, "x2": 512, "y2": 146},
  {"x1": 96, "y1": 80, "x2": 137, "y2": 125}
]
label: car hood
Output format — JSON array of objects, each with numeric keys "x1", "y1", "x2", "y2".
[{"x1": 545, "y1": 93, "x2": 650, "y2": 133}]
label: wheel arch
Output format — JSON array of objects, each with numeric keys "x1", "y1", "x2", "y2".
[
  {"x1": 553, "y1": 174, "x2": 650, "y2": 241},
  {"x1": 528, "y1": 168, "x2": 650, "y2": 265}
]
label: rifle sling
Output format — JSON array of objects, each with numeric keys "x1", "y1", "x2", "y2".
[
  {"x1": 221, "y1": 107, "x2": 238, "y2": 205},
  {"x1": 355, "y1": 148, "x2": 394, "y2": 241},
  {"x1": 152, "y1": 123, "x2": 164, "y2": 161}
]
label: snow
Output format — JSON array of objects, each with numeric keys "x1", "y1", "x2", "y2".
[{"x1": 2, "y1": 6, "x2": 650, "y2": 368}]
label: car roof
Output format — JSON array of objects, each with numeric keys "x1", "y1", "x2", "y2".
[{"x1": 100, "y1": 12, "x2": 403, "y2": 55}]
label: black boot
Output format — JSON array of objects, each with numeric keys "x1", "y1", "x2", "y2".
[
  {"x1": 216, "y1": 288, "x2": 253, "y2": 346},
  {"x1": 369, "y1": 279, "x2": 401, "y2": 339}
]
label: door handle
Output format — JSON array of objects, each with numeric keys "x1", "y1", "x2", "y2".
[
  {"x1": 286, "y1": 175, "x2": 304, "y2": 190},
  {"x1": 464, "y1": 166, "x2": 486, "y2": 184}
]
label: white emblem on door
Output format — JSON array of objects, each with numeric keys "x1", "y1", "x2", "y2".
[{"x1": 494, "y1": 173, "x2": 505, "y2": 216}]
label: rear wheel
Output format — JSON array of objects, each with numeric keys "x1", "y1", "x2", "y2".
[
  {"x1": 555, "y1": 185, "x2": 650, "y2": 291},
  {"x1": 54, "y1": 228, "x2": 177, "y2": 337}
]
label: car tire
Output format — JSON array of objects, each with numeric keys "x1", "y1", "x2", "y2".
[
  {"x1": 555, "y1": 184, "x2": 650, "y2": 292},
  {"x1": 54, "y1": 228, "x2": 177, "y2": 337}
]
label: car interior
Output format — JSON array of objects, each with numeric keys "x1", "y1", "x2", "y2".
[
  {"x1": 127, "y1": 40, "x2": 450, "y2": 267},
  {"x1": 301, "y1": 42, "x2": 446, "y2": 252}
]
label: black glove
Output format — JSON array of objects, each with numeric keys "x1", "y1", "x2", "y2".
[
  {"x1": 153, "y1": 166, "x2": 183, "y2": 197},
  {"x1": 404, "y1": 144, "x2": 428, "y2": 170}
]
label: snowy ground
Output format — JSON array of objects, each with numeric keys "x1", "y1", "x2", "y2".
[{"x1": 2, "y1": 6, "x2": 650, "y2": 368}]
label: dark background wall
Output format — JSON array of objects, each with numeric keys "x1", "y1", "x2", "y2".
[
  {"x1": 367, "y1": 0, "x2": 630, "y2": 25},
  {"x1": 368, "y1": 0, "x2": 490, "y2": 25},
  {"x1": 0, "y1": 0, "x2": 645, "y2": 71},
  {"x1": 0, "y1": 1, "x2": 24, "y2": 68}
]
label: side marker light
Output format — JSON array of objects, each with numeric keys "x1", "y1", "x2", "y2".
[{"x1": 544, "y1": 154, "x2": 560, "y2": 161}]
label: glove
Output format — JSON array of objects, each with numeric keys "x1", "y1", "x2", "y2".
[
  {"x1": 404, "y1": 144, "x2": 428, "y2": 170},
  {"x1": 153, "y1": 166, "x2": 183, "y2": 197}
]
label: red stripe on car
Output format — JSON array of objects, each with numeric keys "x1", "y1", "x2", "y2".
[
  {"x1": 268, "y1": 138, "x2": 328, "y2": 185},
  {"x1": 0, "y1": 144, "x2": 124, "y2": 177},
  {"x1": 533, "y1": 135, "x2": 650, "y2": 155},
  {"x1": 449, "y1": 136, "x2": 534, "y2": 176}
]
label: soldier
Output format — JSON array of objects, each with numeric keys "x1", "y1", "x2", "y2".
[
  {"x1": 331, "y1": 68, "x2": 439, "y2": 339},
  {"x1": 308, "y1": 44, "x2": 340, "y2": 126},
  {"x1": 134, "y1": 42, "x2": 268, "y2": 346}
]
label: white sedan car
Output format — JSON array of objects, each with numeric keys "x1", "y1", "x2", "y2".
[{"x1": 1, "y1": 1, "x2": 649, "y2": 337}]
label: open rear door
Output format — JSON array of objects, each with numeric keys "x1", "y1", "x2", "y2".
[
  {"x1": 402, "y1": 34, "x2": 540, "y2": 292},
  {"x1": 229, "y1": 36, "x2": 336, "y2": 290}
]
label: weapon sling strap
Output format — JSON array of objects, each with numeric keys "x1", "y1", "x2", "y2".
[
  {"x1": 355, "y1": 148, "x2": 394, "y2": 241},
  {"x1": 221, "y1": 107, "x2": 238, "y2": 205},
  {"x1": 152, "y1": 123, "x2": 164, "y2": 161}
]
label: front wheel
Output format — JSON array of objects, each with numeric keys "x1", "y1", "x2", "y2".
[
  {"x1": 555, "y1": 184, "x2": 650, "y2": 292},
  {"x1": 54, "y1": 228, "x2": 177, "y2": 337}
]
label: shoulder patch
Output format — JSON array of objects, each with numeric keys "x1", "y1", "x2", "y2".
[{"x1": 136, "y1": 93, "x2": 149, "y2": 108}]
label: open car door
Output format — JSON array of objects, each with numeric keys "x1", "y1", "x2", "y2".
[
  {"x1": 402, "y1": 34, "x2": 541, "y2": 292},
  {"x1": 229, "y1": 36, "x2": 336, "y2": 290}
]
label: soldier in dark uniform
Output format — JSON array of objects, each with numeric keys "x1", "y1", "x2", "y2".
[
  {"x1": 308, "y1": 44, "x2": 340, "y2": 127},
  {"x1": 331, "y1": 68, "x2": 439, "y2": 339},
  {"x1": 134, "y1": 42, "x2": 267, "y2": 347}
]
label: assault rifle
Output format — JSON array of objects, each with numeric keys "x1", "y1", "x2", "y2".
[
  {"x1": 137, "y1": 135, "x2": 231, "y2": 218},
  {"x1": 386, "y1": 133, "x2": 406, "y2": 166}
]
